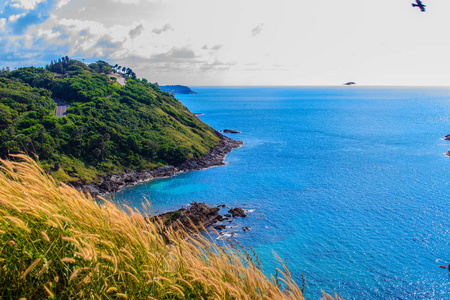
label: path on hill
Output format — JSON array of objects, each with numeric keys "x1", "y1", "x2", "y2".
[
  {"x1": 53, "y1": 99, "x2": 70, "y2": 118},
  {"x1": 108, "y1": 74, "x2": 126, "y2": 86}
]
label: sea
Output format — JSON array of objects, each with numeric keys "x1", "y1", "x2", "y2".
[{"x1": 112, "y1": 87, "x2": 450, "y2": 299}]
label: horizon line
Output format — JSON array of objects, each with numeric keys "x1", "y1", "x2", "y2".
[{"x1": 170, "y1": 84, "x2": 450, "y2": 88}]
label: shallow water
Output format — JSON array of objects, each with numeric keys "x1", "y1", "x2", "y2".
[{"x1": 113, "y1": 87, "x2": 450, "y2": 299}]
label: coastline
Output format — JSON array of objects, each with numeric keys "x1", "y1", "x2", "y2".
[{"x1": 81, "y1": 131, "x2": 243, "y2": 197}]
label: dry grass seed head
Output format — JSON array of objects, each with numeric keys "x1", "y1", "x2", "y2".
[
  {"x1": 43, "y1": 285, "x2": 54, "y2": 299},
  {"x1": 61, "y1": 258, "x2": 76, "y2": 263},
  {"x1": 3, "y1": 216, "x2": 30, "y2": 233},
  {"x1": 20, "y1": 258, "x2": 41, "y2": 279},
  {"x1": 69, "y1": 268, "x2": 81, "y2": 282}
]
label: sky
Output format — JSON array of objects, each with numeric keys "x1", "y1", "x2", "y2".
[{"x1": 1, "y1": 0, "x2": 450, "y2": 86}]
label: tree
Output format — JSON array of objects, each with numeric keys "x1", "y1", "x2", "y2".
[
  {"x1": 88, "y1": 63, "x2": 100, "y2": 73},
  {"x1": 96, "y1": 60, "x2": 112, "y2": 74}
]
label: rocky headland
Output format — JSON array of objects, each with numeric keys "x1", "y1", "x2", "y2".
[
  {"x1": 159, "y1": 85, "x2": 197, "y2": 95},
  {"x1": 83, "y1": 132, "x2": 243, "y2": 197}
]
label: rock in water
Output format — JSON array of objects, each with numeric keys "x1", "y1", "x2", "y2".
[
  {"x1": 223, "y1": 129, "x2": 241, "y2": 134},
  {"x1": 155, "y1": 202, "x2": 222, "y2": 231},
  {"x1": 228, "y1": 207, "x2": 247, "y2": 218}
]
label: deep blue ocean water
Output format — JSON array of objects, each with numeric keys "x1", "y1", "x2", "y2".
[{"x1": 113, "y1": 87, "x2": 450, "y2": 299}]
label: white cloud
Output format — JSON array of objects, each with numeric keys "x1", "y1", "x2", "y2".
[
  {"x1": 0, "y1": 18, "x2": 6, "y2": 32},
  {"x1": 39, "y1": 18, "x2": 153, "y2": 58},
  {"x1": 129, "y1": 24, "x2": 144, "y2": 38},
  {"x1": 152, "y1": 23, "x2": 173, "y2": 35},
  {"x1": 150, "y1": 47, "x2": 197, "y2": 61},
  {"x1": 56, "y1": 0, "x2": 71, "y2": 9},
  {"x1": 8, "y1": 13, "x2": 26, "y2": 22},
  {"x1": 58, "y1": 18, "x2": 107, "y2": 36},
  {"x1": 36, "y1": 28, "x2": 61, "y2": 39},
  {"x1": 10, "y1": 0, "x2": 46, "y2": 10},
  {"x1": 55, "y1": 19, "x2": 113, "y2": 55}
]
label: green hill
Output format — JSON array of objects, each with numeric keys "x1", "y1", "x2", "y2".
[{"x1": 0, "y1": 58, "x2": 220, "y2": 183}]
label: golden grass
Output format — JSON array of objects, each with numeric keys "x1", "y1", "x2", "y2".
[{"x1": 0, "y1": 155, "x2": 342, "y2": 299}]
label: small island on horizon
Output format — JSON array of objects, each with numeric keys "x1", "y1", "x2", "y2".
[{"x1": 159, "y1": 85, "x2": 198, "y2": 95}]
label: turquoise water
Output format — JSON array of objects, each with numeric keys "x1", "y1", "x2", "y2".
[{"x1": 113, "y1": 87, "x2": 450, "y2": 299}]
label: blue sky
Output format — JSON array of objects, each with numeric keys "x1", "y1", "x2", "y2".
[
  {"x1": 1, "y1": 0, "x2": 54, "y2": 34},
  {"x1": 1, "y1": 0, "x2": 62, "y2": 65},
  {"x1": 1, "y1": 0, "x2": 450, "y2": 86}
]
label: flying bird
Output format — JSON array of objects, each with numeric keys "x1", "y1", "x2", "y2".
[{"x1": 412, "y1": 0, "x2": 426, "y2": 12}]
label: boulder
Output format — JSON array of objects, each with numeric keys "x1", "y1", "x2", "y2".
[
  {"x1": 155, "y1": 202, "x2": 223, "y2": 231},
  {"x1": 99, "y1": 180, "x2": 120, "y2": 192},
  {"x1": 228, "y1": 207, "x2": 247, "y2": 218}
]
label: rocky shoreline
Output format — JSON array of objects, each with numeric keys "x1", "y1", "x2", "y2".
[{"x1": 82, "y1": 132, "x2": 243, "y2": 197}]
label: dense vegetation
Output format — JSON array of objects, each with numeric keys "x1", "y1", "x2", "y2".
[{"x1": 0, "y1": 58, "x2": 219, "y2": 183}]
